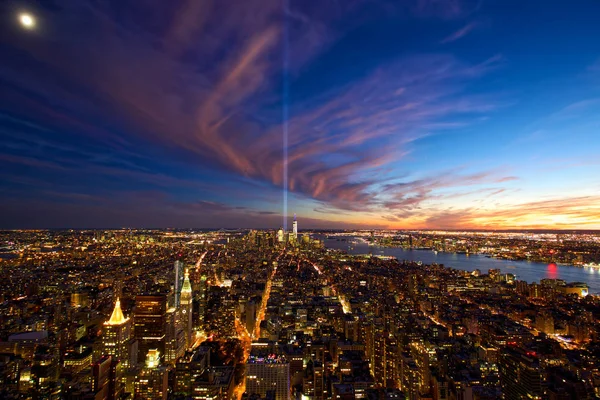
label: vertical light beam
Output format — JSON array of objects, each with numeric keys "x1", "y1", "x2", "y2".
[{"x1": 282, "y1": 0, "x2": 290, "y2": 232}]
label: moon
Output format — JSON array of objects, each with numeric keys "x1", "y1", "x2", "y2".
[{"x1": 19, "y1": 13, "x2": 36, "y2": 29}]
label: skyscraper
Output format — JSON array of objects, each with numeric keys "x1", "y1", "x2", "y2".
[
  {"x1": 174, "y1": 347, "x2": 211, "y2": 395},
  {"x1": 134, "y1": 349, "x2": 169, "y2": 400},
  {"x1": 292, "y1": 214, "x2": 298, "y2": 240},
  {"x1": 499, "y1": 347, "x2": 546, "y2": 399},
  {"x1": 180, "y1": 269, "x2": 194, "y2": 349},
  {"x1": 246, "y1": 346, "x2": 290, "y2": 400},
  {"x1": 103, "y1": 298, "x2": 136, "y2": 369},
  {"x1": 198, "y1": 273, "x2": 208, "y2": 329},
  {"x1": 134, "y1": 295, "x2": 167, "y2": 363},
  {"x1": 92, "y1": 355, "x2": 123, "y2": 400},
  {"x1": 174, "y1": 260, "x2": 185, "y2": 307},
  {"x1": 165, "y1": 306, "x2": 186, "y2": 364}
]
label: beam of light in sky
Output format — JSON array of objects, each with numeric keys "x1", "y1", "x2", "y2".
[
  {"x1": 282, "y1": 0, "x2": 290, "y2": 231},
  {"x1": 2, "y1": 1, "x2": 600, "y2": 230}
]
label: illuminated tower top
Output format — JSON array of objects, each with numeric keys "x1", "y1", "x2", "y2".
[
  {"x1": 105, "y1": 298, "x2": 129, "y2": 325},
  {"x1": 181, "y1": 269, "x2": 192, "y2": 296}
]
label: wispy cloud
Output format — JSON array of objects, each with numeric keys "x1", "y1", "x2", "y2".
[
  {"x1": 587, "y1": 58, "x2": 600, "y2": 72},
  {"x1": 6, "y1": 0, "x2": 593, "y2": 230},
  {"x1": 414, "y1": 0, "x2": 481, "y2": 19},
  {"x1": 441, "y1": 22, "x2": 478, "y2": 43},
  {"x1": 0, "y1": 0, "x2": 506, "y2": 217},
  {"x1": 377, "y1": 169, "x2": 518, "y2": 218}
]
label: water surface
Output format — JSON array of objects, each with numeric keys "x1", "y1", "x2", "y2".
[{"x1": 324, "y1": 238, "x2": 600, "y2": 294}]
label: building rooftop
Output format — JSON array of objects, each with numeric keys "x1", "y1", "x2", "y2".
[{"x1": 105, "y1": 298, "x2": 129, "y2": 325}]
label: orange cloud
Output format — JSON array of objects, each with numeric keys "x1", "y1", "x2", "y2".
[{"x1": 377, "y1": 195, "x2": 600, "y2": 230}]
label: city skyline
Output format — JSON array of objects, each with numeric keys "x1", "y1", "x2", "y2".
[
  {"x1": 1, "y1": 0, "x2": 600, "y2": 230},
  {"x1": 2, "y1": 228, "x2": 599, "y2": 399}
]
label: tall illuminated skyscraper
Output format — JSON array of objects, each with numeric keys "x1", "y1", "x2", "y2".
[
  {"x1": 174, "y1": 260, "x2": 185, "y2": 307},
  {"x1": 103, "y1": 298, "x2": 136, "y2": 369},
  {"x1": 165, "y1": 306, "x2": 186, "y2": 364},
  {"x1": 180, "y1": 269, "x2": 193, "y2": 349},
  {"x1": 292, "y1": 214, "x2": 298, "y2": 240},
  {"x1": 134, "y1": 295, "x2": 167, "y2": 363}
]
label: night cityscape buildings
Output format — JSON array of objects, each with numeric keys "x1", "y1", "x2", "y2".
[
  {"x1": 1, "y1": 225, "x2": 600, "y2": 399},
  {"x1": 1, "y1": 2, "x2": 600, "y2": 399}
]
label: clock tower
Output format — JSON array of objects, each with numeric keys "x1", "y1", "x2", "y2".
[{"x1": 180, "y1": 269, "x2": 193, "y2": 349}]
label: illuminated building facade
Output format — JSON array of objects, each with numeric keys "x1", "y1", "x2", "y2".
[
  {"x1": 191, "y1": 367, "x2": 235, "y2": 400},
  {"x1": 103, "y1": 298, "x2": 136, "y2": 369},
  {"x1": 134, "y1": 349, "x2": 169, "y2": 400},
  {"x1": 303, "y1": 360, "x2": 324, "y2": 400},
  {"x1": 63, "y1": 347, "x2": 93, "y2": 374},
  {"x1": 92, "y1": 355, "x2": 123, "y2": 400},
  {"x1": 174, "y1": 260, "x2": 185, "y2": 306},
  {"x1": 246, "y1": 350, "x2": 290, "y2": 400},
  {"x1": 180, "y1": 269, "x2": 194, "y2": 349},
  {"x1": 198, "y1": 273, "x2": 208, "y2": 327},
  {"x1": 292, "y1": 214, "x2": 298, "y2": 241},
  {"x1": 70, "y1": 292, "x2": 89, "y2": 308},
  {"x1": 174, "y1": 347, "x2": 211, "y2": 395},
  {"x1": 165, "y1": 306, "x2": 186, "y2": 364},
  {"x1": 499, "y1": 347, "x2": 545, "y2": 400},
  {"x1": 134, "y1": 295, "x2": 167, "y2": 363}
]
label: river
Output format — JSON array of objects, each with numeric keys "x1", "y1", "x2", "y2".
[{"x1": 323, "y1": 238, "x2": 600, "y2": 294}]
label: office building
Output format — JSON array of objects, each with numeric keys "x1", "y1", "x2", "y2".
[
  {"x1": 134, "y1": 295, "x2": 167, "y2": 363},
  {"x1": 92, "y1": 355, "x2": 123, "y2": 400},
  {"x1": 174, "y1": 260, "x2": 185, "y2": 306},
  {"x1": 133, "y1": 349, "x2": 169, "y2": 400},
  {"x1": 246, "y1": 348, "x2": 290, "y2": 400},
  {"x1": 165, "y1": 306, "x2": 186, "y2": 365},
  {"x1": 175, "y1": 347, "x2": 211, "y2": 395},
  {"x1": 192, "y1": 367, "x2": 235, "y2": 400},
  {"x1": 499, "y1": 347, "x2": 546, "y2": 399},
  {"x1": 103, "y1": 298, "x2": 136, "y2": 369}
]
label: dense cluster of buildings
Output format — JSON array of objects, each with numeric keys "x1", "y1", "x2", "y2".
[
  {"x1": 1, "y1": 226, "x2": 600, "y2": 399},
  {"x1": 331, "y1": 230, "x2": 600, "y2": 266}
]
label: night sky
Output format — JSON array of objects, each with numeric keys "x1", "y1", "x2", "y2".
[{"x1": 1, "y1": 0, "x2": 599, "y2": 229}]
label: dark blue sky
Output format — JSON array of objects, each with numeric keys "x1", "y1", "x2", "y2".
[{"x1": 1, "y1": 0, "x2": 599, "y2": 229}]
